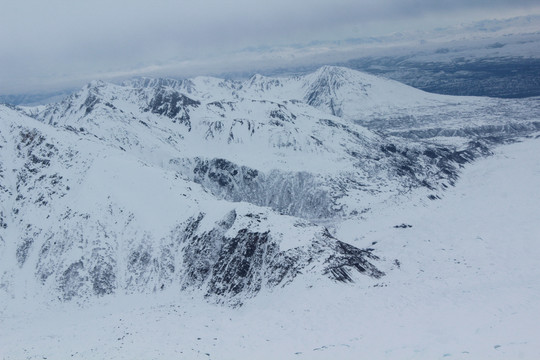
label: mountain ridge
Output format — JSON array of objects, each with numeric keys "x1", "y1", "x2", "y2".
[{"x1": 1, "y1": 65, "x2": 538, "y2": 307}]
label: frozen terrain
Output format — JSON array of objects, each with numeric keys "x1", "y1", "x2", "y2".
[
  {"x1": 0, "y1": 66, "x2": 539, "y2": 359},
  {"x1": 1, "y1": 135, "x2": 539, "y2": 359}
]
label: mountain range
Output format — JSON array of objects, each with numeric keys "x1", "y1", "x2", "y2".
[{"x1": 1, "y1": 65, "x2": 539, "y2": 359}]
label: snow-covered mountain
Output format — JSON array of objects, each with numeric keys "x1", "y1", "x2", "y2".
[
  {"x1": 238, "y1": 66, "x2": 540, "y2": 139},
  {"x1": 1, "y1": 103, "x2": 390, "y2": 306},
  {"x1": 31, "y1": 71, "x2": 488, "y2": 221},
  {"x1": 1, "y1": 65, "x2": 540, "y2": 358},
  {"x1": 3, "y1": 66, "x2": 538, "y2": 306},
  {"x1": 128, "y1": 65, "x2": 540, "y2": 139}
]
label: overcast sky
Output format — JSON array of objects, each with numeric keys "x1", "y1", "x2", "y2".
[{"x1": 1, "y1": 0, "x2": 539, "y2": 95}]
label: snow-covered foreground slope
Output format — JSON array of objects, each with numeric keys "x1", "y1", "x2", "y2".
[{"x1": 2, "y1": 136, "x2": 539, "y2": 360}]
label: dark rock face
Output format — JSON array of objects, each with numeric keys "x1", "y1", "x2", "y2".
[
  {"x1": 380, "y1": 139, "x2": 493, "y2": 190},
  {"x1": 179, "y1": 212, "x2": 284, "y2": 303},
  {"x1": 389, "y1": 122, "x2": 540, "y2": 140},
  {"x1": 269, "y1": 108, "x2": 296, "y2": 123},
  {"x1": 177, "y1": 213, "x2": 384, "y2": 305},
  {"x1": 14, "y1": 129, "x2": 69, "y2": 208},
  {"x1": 186, "y1": 157, "x2": 336, "y2": 219},
  {"x1": 202, "y1": 229, "x2": 273, "y2": 297},
  {"x1": 172, "y1": 133, "x2": 487, "y2": 220},
  {"x1": 82, "y1": 93, "x2": 99, "y2": 116},
  {"x1": 145, "y1": 87, "x2": 200, "y2": 129},
  {"x1": 394, "y1": 224, "x2": 412, "y2": 229},
  {"x1": 59, "y1": 261, "x2": 86, "y2": 301},
  {"x1": 23, "y1": 205, "x2": 383, "y2": 305},
  {"x1": 56, "y1": 255, "x2": 116, "y2": 300},
  {"x1": 16, "y1": 238, "x2": 34, "y2": 267},
  {"x1": 305, "y1": 68, "x2": 345, "y2": 117},
  {"x1": 90, "y1": 257, "x2": 116, "y2": 296},
  {"x1": 324, "y1": 240, "x2": 384, "y2": 283}
]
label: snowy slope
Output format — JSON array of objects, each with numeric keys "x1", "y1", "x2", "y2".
[
  {"x1": 3, "y1": 65, "x2": 533, "y2": 306},
  {"x1": 124, "y1": 66, "x2": 540, "y2": 139},
  {"x1": 29, "y1": 73, "x2": 493, "y2": 222},
  {"x1": 1, "y1": 65, "x2": 539, "y2": 358},
  {"x1": 238, "y1": 66, "x2": 540, "y2": 139},
  {"x1": 1, "y1": 135, "x2": 539, "y2": 360},
  {"x1": 243, "y1": 65, "x2": 446, "y2": 115},
  {"x1": 0, "y1": 104, "x2": 385, "y2": 307}
]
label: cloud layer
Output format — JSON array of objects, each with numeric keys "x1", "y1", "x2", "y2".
[{"x1": 1, "y1": 0, "x2": 539, "y2": 94}]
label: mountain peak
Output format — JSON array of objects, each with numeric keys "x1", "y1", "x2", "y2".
[
  {"x1": 314, "y1": 65, "x2": 350, "y2": 77},
  {"x1": 245, "y1": 73, "x2": 282, "y2": 89},
  {"x1": 86, "y1": 79, "x2": 107, "y2": 89},
  {"x1": 308, "y1": 65, "x2": 378, "y2": 88}
]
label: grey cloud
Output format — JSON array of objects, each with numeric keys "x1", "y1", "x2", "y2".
[{"x1": 1, "y1": 0, "x2": 539, "y2": 94}]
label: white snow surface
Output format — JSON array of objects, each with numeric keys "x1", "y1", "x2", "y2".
[
  {"x1": 1, "y1": 135, "x2": 539, "y2": 360},
  {"x1": 1, "y1": 66, "x2": 540, "y2": 359}
]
